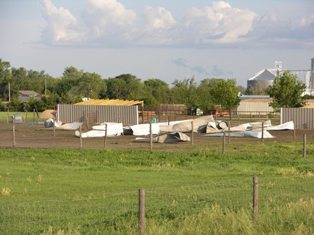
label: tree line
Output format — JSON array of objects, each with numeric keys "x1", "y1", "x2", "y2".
[
  {"x1": 0, "y1": 58, "x2": 306, "y2": 113},
  {"x1": 0, "y1": 59, "x2": 241, "y2": 112}
]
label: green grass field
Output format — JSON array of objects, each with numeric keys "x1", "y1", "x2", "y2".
[{"x1": 0, "y1": 141, "x2": 314, "y2": 234}]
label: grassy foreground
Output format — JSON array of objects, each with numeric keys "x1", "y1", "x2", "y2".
[{"x1": 0, "y1": 142, "x2": 314, "y2": 234}]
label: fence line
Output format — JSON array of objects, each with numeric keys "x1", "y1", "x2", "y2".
[{"x1": 1, "y1": 176, "x2": 313, "y2": 234}]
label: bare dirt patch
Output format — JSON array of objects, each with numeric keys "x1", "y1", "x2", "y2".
[{"x1": 0, "y1": 122, "x2": 312, "y2": 152}]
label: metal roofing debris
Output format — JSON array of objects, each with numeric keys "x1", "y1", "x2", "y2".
[{"x1": 75, "y1": 99, "x2": 144, "y2": 106}]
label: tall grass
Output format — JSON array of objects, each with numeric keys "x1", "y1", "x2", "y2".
[{"x1": 0, "y1": 146, "x2": 313, "y2": 234}]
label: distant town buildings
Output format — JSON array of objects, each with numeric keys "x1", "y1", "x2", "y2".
[{"x1": 247, "y1": 59, "x2": 314, "y2": 96}]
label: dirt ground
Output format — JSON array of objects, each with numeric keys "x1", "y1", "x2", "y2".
[{"x1": 0, "y1": 121, "x2": 312, "y2": 152}]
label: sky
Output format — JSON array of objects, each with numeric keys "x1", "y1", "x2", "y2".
[{"x1": 0, "y1": 0, "x2": 314, "y2": 87}]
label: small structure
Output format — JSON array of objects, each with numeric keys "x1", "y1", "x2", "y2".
[
  {"x1": 281, "y1": 108, "x2": 314, "y2": 129},
  {"x1": 57, "y1": 99, "x2": 144, "y2": 126},
  {"x1": 18, "y1": 90, "x2": 42, "y2": 103},
  {"x1": 237, "y1": 95, "x2": 273, "y2": 115}
]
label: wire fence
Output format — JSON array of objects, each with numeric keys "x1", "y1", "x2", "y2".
[{"x1": 1, "y1": 176, "x2": 313, "y2": 234}]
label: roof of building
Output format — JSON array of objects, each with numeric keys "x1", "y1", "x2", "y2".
[
  {"x1": 240, "y1": 98, "x2": 272, "y2": 102},
  {"x1": 249, "y1": 69, "x2": 276, "y2": 81},
  {"x1": 19, "y1": 90, "x2": 41, "y2": 97},
  {"x1": 248, "y1": 69, "x2": 277, "y2": 81},
  {"x1": 240, "y1": 95, "x2": 271, "y2": 99},
  {"x1": 75, "y1": 99, "x2": 144, "y2": 106}
]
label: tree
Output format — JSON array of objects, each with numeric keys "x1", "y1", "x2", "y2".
[
  {"x1": 267, "y1": 71, "x2": 306, "y2": 110},
  {"x1": 245, "y1": 85, "x2": 254, "y2": 95},
  {"x1": 106, "y1": 74, "x2": 143, "y2": 100},
  {"x1": 77, "y1": 72, "x2": 106, "y2": 99},
  {"x1": 0, "y1": 59, "x2": 12, "y2": 100},
  {"x1": 171, "y1": 77, "x2": 200, "y2": 110},
  {"x1": 197, "y1": 79, "x2": 216, "y2": 112},
  {"x1": 208, "y1": 79, "x2": 240, "y2": 114},
  {"x1": 144, "y1": 78, "x2": 170, "y2": 106}
]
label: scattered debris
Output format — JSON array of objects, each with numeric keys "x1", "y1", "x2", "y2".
[
  {"x1": 54, "y1": 121, "x2": 82, "y2": 130},
  {"x1": 75, "y1": 122, "x2": 123, "y2": 138},
  {"x1": 135, "y1": 132, "x2": 190, "y2": 143}
]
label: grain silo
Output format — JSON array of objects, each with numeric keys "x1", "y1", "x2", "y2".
[
  {"x1": 247, "y1": 61, "x2": 282, "y2": 92},
  {"x1": 247, "y1": 69, "x2": 276, "y2": 91}
]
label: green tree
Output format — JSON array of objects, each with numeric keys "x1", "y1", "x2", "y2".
[
  {"x1": 76, "y1": 72, "x2": 106, "y2": 99},
  {"x1": 208, "y1": 79, "x2": 240, "y2": 114},
  {"x1": 197, "y1": 79, "x2": 217, "y2": 112},
  {"x1": 0, "y1": 59, "x2": 12, "y2": 101},
  {"x1": 171, "y1": 77, "x2": 199, "y2": 109},
  {"x1": 245, "y1": 85, "x2": 254, "y2": 95},
  {"x1": 144, "y1": 78, "x2": 170, "y2": 106},
  {"x1": 106, "y1": 74, "x2": 143, "y2": 100},
  {"x1": 267, "y1": 71, "x2": 306, "y2": 109}
]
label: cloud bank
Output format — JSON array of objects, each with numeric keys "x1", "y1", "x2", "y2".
[{"x1": 41, "y1": 0, "x2": 314, "y2": 48}]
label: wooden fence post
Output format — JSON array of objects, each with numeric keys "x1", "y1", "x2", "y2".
[
  {"x1": 222, "y1": 131, "x2": 225, "y2": 154},
  {"x1": 261, "y1": 122, "x2": 264, "y2": 142},
  {"x1": 228, "y1": 121, "x2": 231, "y2": 144},
  {"x1": 150, "y1": 123, "x2": 153, "y2": 153},
  {"x1": 32, "y1": 108, "x2": 35, "y2": 124},
  {"x1": 293, "y1": 129, "x2": 296, "y2": 141},
  {"x1": 12, "y1": 116, "x2": 16, "y2": 148},
  {"x1": 191, "y1": 121, "x2": 194, "y2": 145},
  {"x1": 103, "y1": 123, "x2": 108, "y2": 148},
  {"x1": 303, "y1": 133, "x2": 307, "y2": 158},
  {"x1": 79, "y1": 125, "x2": 83, "y2": 149},
  {"x1": 139, "y1": 189, "x2": 145, "y2": 235},
  {"x1": 53, "y1": 118, "x2": 56, "y2": 137},
  {"x1": 253, "y1": 176, "x2": 259, "y2": 221}
]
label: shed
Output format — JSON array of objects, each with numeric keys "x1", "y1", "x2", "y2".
[
  {"x1": 57, "y1": 99, "x2": 144, "y2": 126},
  {"x1": 237, "y1": 95, "x2": 273, "y2": 114}
]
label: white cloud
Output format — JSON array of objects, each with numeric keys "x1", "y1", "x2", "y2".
[
  {"x1": 41, "y1": 0, "x2": 258, "y2": 46},
  {"x1": 301, "y1": 15, "x2": 314, "y2": 28},
  {"x1": 41, "y1": 0, "x2": 82, "y2": 43},
  {"x1": 183, "y1": 1, "x2": 256, "y2": 43},
  {"x1": 144, "y1": 6, "x2": 176, "y2": 30},
  {"x1": 83, "y1": 0, "x2": 136, "y2": 39},
  {"x1": 137, "y1": 6, "x2": 177, "y2": 44},
  {"x1": 40, "y1": 0, "x2": 312, "y2": 48}
]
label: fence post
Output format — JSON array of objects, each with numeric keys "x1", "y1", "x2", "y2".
[
  {"x1": 261, "y1": 122, "x2": 264, "y2": 142},
  {"x1": 253, "y1": 176, "x2": 259, "y2": 221},
  {"x1": 191, "y1": 121, "x2": 194, "y2": 145},
  {"x1": 79, "y1": 125, "x2": 83, "y2": 149},
  {"x1": 12, "y1": 115, "x2": 16, "y2": 148},
  {"x1": 303, "y1": 133, "x2": 307, "y2": 158},
  {"x1": 104, "y1": 123, "x2": 108, "y2": 148},
  {"x1": 150, "y1": 123, "x2": 153, "y2": 153},
  {"x1": 53, "y1": 117, "x2": 56, "y2": 137},
  {"x1": 222, "y1": 131, "x2": 225, "y2": 154},
  {"x1": 228, "y1": 121, "x2": 231, "y2": 144},
  {"x1": 167, "y1": 116, "x2": 170, "y2": 126},
  {"x1": 139, "y1": 189, "x2": 145, "y2": 235},
  {"x1": 32, "y1": 108, "x2": 35, "y2": 124}
]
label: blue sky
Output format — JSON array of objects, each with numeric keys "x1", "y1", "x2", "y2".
[{"x1": 0, "y1": 0, "x2": 313, "y2": 86}]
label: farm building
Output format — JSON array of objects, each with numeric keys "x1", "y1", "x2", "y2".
[
  {"x1": 247, "y1": 69, "x2": 276, "y2": 92},
  {"x1": 18, "y1": 90, "x2": 42, "y2": 103},
  {"x1": 237, "y1": 95, "x2": 273, "y2": 115},
  {"x1": 247, "y1": 58, "x2": 314, "y2": 95},
  {"x1": 281, "y1": 107, "x2": 314, "y2": 129},
  {"x1": 57, "y1": 99, "x2": 144, "y2": 126}
]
